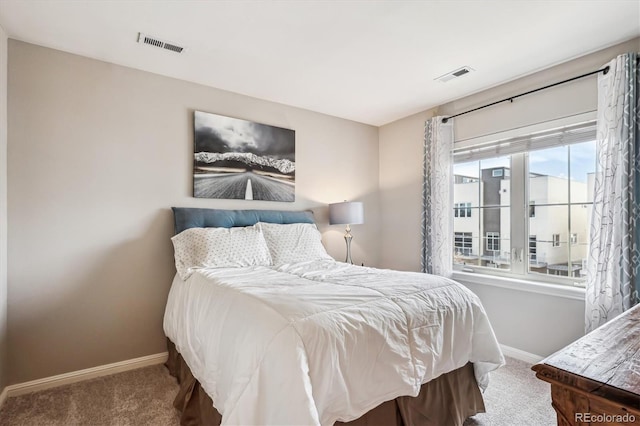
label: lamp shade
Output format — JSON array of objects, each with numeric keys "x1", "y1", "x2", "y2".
[{"x1": 329, "y1": 201, "x2": 364, "y2": 225}]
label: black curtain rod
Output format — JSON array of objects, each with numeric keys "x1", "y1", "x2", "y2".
[{"x1": 441, "y1": 65, "x2": 611, "y2": 124}]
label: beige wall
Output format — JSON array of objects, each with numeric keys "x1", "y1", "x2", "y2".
[
  {"x1": 0, "y1": 24, "x2": 7, "y2": 390},
  {"x1": 7, "y1": 40, "x2": 379, "y2": 384},
  {"x1": 378, "y1": 109, "x2": 435, "y2": 271},
  {"x1": 378, "y1": 37, "x2": 640, "y2": 356}
]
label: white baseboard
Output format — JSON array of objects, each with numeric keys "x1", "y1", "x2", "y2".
[
  {"x1": 500, "y1": 344, "x2": 544, "y2": 364},
  {"x1": 0, "y1": 345, "x2": 540, "y2": 406},
  {"x1": 2, "y1": 351, "x2": 168, "y2": 399}
]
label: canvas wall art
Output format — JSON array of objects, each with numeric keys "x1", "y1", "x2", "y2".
[{"x1": 193, "y1": 111, "x2": 295, "y2": 202}]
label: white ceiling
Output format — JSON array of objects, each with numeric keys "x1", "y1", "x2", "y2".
[{"x1": 0, "y1": 1, "x2": 638, "y2": 126}]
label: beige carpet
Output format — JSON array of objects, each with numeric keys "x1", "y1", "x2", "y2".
[
  {"x1": 464, "y1": 357, "x2": 555, "y2": 426},
  {"x1": 0, "y1": 357, "x2": 554, "y2": 425},
  {"x1": 0, "y1": 365, "x2": 180, "y2": 426}
]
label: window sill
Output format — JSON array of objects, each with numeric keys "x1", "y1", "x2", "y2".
[{"x1": 451, "y1": 271, "x2": 586, "y2": 301}]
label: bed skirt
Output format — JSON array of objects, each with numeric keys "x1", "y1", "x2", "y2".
[{"x1": 165, "y1": 338, "x2": 485, "y2": 426}]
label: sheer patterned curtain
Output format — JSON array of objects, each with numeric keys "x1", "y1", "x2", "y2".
[
  {"x1": 421, "y1": 117, "x2": 454, "y2": 276},
  {"x1": 585, "y1": 52, "x2": 640, "y2": 332}
]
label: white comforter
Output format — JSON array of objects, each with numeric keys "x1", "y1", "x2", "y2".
[{"x1": 163, "y1": 260, "x2": 504, "y2": 426}]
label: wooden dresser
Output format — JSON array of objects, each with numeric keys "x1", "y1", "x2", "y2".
[{"x1": 532, "y1": 304, "x2": 640, "y2": 425}]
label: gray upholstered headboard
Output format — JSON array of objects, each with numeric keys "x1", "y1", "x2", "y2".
[{"x1": 172, "y1": 207, "x2": 316, "y2": 234}]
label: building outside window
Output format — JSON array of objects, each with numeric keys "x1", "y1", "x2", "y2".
[{"x1": 452, "y1": 117, "x2": 596, "y2": 284}]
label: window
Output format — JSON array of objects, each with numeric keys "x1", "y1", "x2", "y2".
[
  {"x1": 529, "y1": 236, "x2": 537, "y2": 262},
  {"x1": 486, "y1": 232, "x2": 500, "y2": 252},
  {"x1": 454, "y1": 232, "x2": 473, "y2": 256},
  {"x1": 454, "y1": 202, "x2": 472, "y2": 218},
  {"x1": 452, "y1": 117, "x2": 596, "y2": 285}
]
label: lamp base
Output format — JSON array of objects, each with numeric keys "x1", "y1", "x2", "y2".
[{"x1": 344, "y1": 225, "x2": 353, "y2": 264}]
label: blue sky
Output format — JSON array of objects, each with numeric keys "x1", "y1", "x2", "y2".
[
  {"x1": 454, "y1": 141, "x2": 596, "y2": 183},
  {"x1": 529, "y1": 141, "x2": 595, "y2": 182}
]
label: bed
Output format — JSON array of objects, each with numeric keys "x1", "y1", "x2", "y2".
[{"x1": 163, "y1": 207, "x2": 505, "y2": 426}]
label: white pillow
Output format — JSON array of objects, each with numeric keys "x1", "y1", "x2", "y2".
[
  {"x1": 257, "y1": 222, "x2": 333, "y2": 265},
  {"x1": 171, "y1": 225, "x2": 272, "y2": 280}
]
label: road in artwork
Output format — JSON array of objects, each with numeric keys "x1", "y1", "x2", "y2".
[{"x1": 194, "y1": 171, "x2": 294, "y2": 201}]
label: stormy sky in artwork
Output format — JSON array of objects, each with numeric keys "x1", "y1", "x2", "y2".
[{"x1": 194, "y1": 111, "x2": 295, "y2": 161}]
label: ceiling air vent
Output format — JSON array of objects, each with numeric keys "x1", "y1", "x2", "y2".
[
  {"x1": 435, "y1": 66, "x2": 474, "y2": 83},
  {"x1": 137, "y1": 32, "x2": 186, "y2": 54}
]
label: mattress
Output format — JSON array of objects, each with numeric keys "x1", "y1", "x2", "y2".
[{"x1": 163, "y1": 259, "x2": 504, "y2": 426}]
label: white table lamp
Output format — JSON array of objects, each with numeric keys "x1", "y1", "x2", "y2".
[{"x1": 329, "y1": 201, "x2": 364, "y2": 264}]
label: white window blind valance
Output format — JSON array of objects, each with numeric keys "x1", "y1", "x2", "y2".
[{"x1": 453, "y1": 120, "x2": 596, "y2": 163}]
